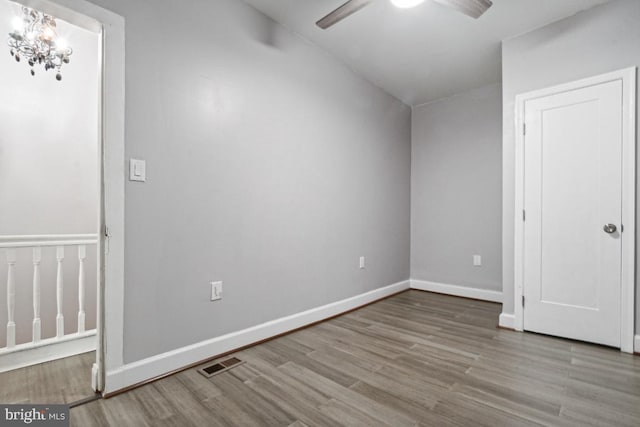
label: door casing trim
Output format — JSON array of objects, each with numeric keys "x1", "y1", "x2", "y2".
[
  {"x1": 514, "y1": 67, "x2": 636, "y2": 353},
  {"x1": 8, "y1": 0, "x2": 126, "y2": 390}
]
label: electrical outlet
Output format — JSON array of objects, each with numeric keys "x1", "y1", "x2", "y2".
[
  {"x1": 211, "y1": 281, "x2": 223, "y2": 301},
  {"x1": 473, "y1": 255, "x2": 482, "y2": 267},
  {"x1": 359, "y1": 256, "x2": 365, "y2": 269}
]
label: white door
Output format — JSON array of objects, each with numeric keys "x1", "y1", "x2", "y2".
[{"x1": 523, "y1": 79, "x2": 623, "y2": 347}]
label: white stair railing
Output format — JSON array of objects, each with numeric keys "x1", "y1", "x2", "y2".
[
  {"x1": 0, "y1": 234, "x2": 98, "y2": 360},
  {"x1": 6, "y1": 249, "x2": 16, "y2": 349},
  {"x1": 78, "y1": 245, "x2": 86, "y2": 334},
  {"x1": 55, "y1": 246, "x2": 65, "y2": 338},
  {"x1": 32, "y1": 247, "x2": 42, "y2": 343}
]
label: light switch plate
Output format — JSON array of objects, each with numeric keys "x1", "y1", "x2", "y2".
[
  {"x1": 211, "y1": 281, "x2": 223, "y2": 301},
  {"x1": 473, "y1": 255, "x2": 482, "y2": 267},
  {"x1": 129, "y1": 158, "x2": 146, "y2": 182}
]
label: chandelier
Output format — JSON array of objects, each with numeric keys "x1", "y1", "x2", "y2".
[{"x1": 7, "y1": 6, "x2": 73, "y2": 81}]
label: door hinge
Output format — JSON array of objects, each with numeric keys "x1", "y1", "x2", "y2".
[
  {"x1": 621, "y1": 224, "x2": 624, "y2": 233},
  {"x1": 523, "y1": 123, "x2": 526, "y2": 136},
  {"x1": 523, "y1": 210, "x2": 526, "y2": 221},
  {"x1": 522, "y1": 296, "x2": 525, "y2": 307}
]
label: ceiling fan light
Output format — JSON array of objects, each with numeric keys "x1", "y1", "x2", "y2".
[{"x1": 390, "y1": 0, "x2": 425, "y2": 9}]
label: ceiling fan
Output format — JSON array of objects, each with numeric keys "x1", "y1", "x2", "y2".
[{"x1": 316, "y1": 0, "x2": 493, "y2": 29}]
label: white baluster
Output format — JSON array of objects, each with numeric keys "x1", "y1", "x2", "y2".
[
  {"x1": 32, "y1": 247, "x2": 42, "y2": 343},
  {"x1": 56, "y1": 246, "x2": 64, "y2": 338},
  {"x1": 77, "y1": 245, "x2": 86, "y2": 333},
  {"x1": 6, "y1": 249, "x2": 16, "y2": 348}
]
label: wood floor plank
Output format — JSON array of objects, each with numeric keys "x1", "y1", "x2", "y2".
[
  {"x1": 128, "y1": 383, "x2": 179, "y2": 424},
  {"x1": 95, "y1": 392, "x2": 153, "y2": 427},
  {"x1": 151, "y1": 375, "x2": 224, "y2": 427},
  {"x1": 246, "y1": 375, "x2": 338, "y2": 427},
  {"x1": 5, "y1": 290, "x2": 638, "y2": 427},
  {"x1": 207, "y1": 373, "x2": 296, "y2": 426},
  {"x1": 449, "y1": 381, "x2": 567, "y2": 426},
  {"x1": 239, "y1": 353, "x2": 333, "y2": 407},
  {"x1": 69, "y1": 401, "x2": 111, "y2": 427},
  {"x1": 296, "y1": 322, "x2": 404, "y2": 363},
  {"x1": 278, "y1": 361, "x2": 419, "y2": 427},
  {"x1": 433, "y1": 394, "x2": 543, "y2": 427},
  {"x1": 349, "y1": 380, "x2": 447, "y2": 423},
  {"x1": 242, "y1": 338, "x2": 362, "y2": 389},
  {"x1": 318, "y1": 398, "x2": 393, "y2": 427},
  {"x1": 559, "y1": 403, "x2": 640, "y2": 427},
  {"x1": 174, "y1": 366, "x2": 224, "y2": 401},
  {"x1": 563, "y1": 376, "x2": 640, "y2": 417},
  {"x1": 0, "y1": 351, "x2": 95, "y2": 404},
  {"x1": 351, "y1": 367, "x2": 442, "y2": 409}
]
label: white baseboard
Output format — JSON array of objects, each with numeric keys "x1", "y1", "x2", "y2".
[
  {"x1": 410, "y1": 279, "x2": 503, "y2": 303},
  {"x1": 105, "y1": 280, "x2": 410, "y2": 394},
  {"x1": 0, "y1": 331, "x2": 97, "y2": 373},
  {"x1": 498, "y1": 313, "x2": 516, "y2": 330},
  {"x1": 635, "y1": 335, "x2": 640, "y2": 353}
]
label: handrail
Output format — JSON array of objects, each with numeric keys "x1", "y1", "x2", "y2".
[{"x1": 0, "y1": 234, "x2": 99, "y2": 248}]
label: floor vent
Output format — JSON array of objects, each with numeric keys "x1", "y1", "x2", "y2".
[
  {"x1": 197, "y1": 357, "x2": 245, "y2": 378},
  {"x1": 221, "y1": 357, "x2": 242, "y2": 368}
]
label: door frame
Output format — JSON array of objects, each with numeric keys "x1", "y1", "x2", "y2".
[
  {"x1": 513, "y1": 67, "x2": 637, "y2": 353},
  {"x1": 11, "y1": 0, "x2": 126, "y2": 390}
]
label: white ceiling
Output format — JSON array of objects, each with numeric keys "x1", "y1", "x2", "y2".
[{"x1": 242, "y1": 0, "x2": 612, "y2": 105}]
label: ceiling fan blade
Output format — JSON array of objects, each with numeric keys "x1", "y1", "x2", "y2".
[
  {"x1": 432, "y1": 0, "x2": 493, "y2": 19},
  {"x1": 316, "y1": 0, "x2": 374, "y2": 29}
]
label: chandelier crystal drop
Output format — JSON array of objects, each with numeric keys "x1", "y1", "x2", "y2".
[{"x1": 7, "y1": 6, "x2": 73, "y2": 81}]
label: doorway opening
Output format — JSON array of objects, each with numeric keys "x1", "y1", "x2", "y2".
[{"x1": 0, "y1": 0, "x2": 124, "y2": 402}]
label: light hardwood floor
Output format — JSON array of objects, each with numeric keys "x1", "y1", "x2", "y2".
[
  {"x1": 0, "y1": 351, "x2": 95, "y2": 404},
  {"x1": 12, "y1": 290, "x2": 640, "y2": 426}
]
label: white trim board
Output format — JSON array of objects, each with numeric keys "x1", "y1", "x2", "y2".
[
  {"x1": 0, "y1": 332, "x2": 96, "y2": 373},
  {"x1": 410, "y1": 280, "x2": 503, "y2": 303},
  {"x1": 104, "y1": 280, "x2": 410, "y2": 395},
  {"x1": 7, "y1": 0, "x2": 126, "y2": 392},
  {"x1": 513, "y1": 67, "x2": 636, "y2": 353},
  {"x1": 635, "y1": 335, "x2": 640, "y2": 354},
  {"x1": 499, "y1": 313, "x2": 516, "y2": 330}
]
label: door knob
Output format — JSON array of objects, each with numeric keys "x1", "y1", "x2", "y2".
[{"x1": 603, "y1": 224, "x2": 617, "y2": 234}]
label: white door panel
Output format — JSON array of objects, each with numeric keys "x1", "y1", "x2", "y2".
[{"x1": 523, "y1": 80, "x2": 622, "y2": 347}]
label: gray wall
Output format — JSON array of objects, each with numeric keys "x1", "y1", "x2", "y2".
[
  {"x1": 411, "y1": 84, "x2": 502, "y2": 291},
  {"x1": 0, "y1": 0, "x2": 99, "y2": 345},
  {"x1": 89, "y1": 0, "x2": 411, "y2": 363},
  {"x1": 502, "y1": 0, "x2": 640, "y2": 332}
]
